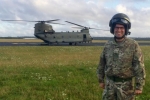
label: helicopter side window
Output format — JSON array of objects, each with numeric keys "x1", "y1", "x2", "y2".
[{"x1": 44, "y1": 30, "x2": 47, "y2": 33}]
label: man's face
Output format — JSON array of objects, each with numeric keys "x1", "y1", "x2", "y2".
[{"x1": 114, "y1": 24, "x2": 125, "y2": 38}]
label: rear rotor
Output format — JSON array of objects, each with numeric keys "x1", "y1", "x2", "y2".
[{"x1": 65, "y1": 21, "x2": 109, "y2": 31}]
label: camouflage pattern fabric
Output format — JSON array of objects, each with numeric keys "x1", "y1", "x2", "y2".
[
  {"x1": 103, "y1": 76, "x2": 135, "y2": 100},
  {"x1": 97, "y1": 37, "x2": 146, "y2": 100}
]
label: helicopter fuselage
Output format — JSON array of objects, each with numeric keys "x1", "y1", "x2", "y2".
[
  {"x1": 34, "y1": 23, "x2": 93, "y2": 45},
  {"x1": 34, "y1": 30, "x2": 92, "y2": 45}
]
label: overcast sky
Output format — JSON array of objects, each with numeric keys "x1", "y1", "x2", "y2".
[{"x1": 0, "y1": 0, "x2": 150, "y2": 37}]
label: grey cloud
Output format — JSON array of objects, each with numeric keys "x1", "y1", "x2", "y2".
[{"x1": 0, "y1": 0, "x2": 150, "y2": 37}]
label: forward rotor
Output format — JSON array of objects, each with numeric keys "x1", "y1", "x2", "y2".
[{"x1": 1, "y1": 19, "x2": 65, "y2": 25}]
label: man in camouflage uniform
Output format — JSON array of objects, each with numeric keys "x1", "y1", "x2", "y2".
[{"x1": 97, "y1": 13, "x2": 146, "y2": 100}]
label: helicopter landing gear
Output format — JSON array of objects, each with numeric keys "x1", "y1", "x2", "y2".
[
  {"x1": 69, "y1": 42, "x2": 72, "y2": 45},
  {"x1": 74, "y1": 42, "x2": 77, "y2": 45},
  {"x1": 69, "y1": 42, "x2": 77, "y2": 45},
  {"x1": 47, "y1": 42, "x2": 52, "y2": 45}
]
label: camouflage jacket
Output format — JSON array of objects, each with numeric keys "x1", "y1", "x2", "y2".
[{"x1": 97, "y1": 37, "x2": 146, "y2": 90}]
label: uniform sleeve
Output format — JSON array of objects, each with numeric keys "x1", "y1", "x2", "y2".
[
  {"x1": 132, "y1": 42, "x2": 146, "y2": 90},
  {"x1": 97, "y1": 47, "x2": 106, "y2": 83}
]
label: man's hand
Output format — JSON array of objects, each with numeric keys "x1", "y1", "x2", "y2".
[
  {"x1": 135, "y1": 90, "x2": 142, "y2": 95},
  {"x1": 99, "y1": 83, "x2": 105, "y2": 89}
]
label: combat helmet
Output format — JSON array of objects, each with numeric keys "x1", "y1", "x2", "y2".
[{"x1": 109, "y1": 13, "x2": 131, "y2": 35}]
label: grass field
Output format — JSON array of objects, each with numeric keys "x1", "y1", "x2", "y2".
[
  {"x1": 0, "y1": 39, "x2": 43, "y2": 42},
  {"x1": 0, "y1": 46, "x2": 149, "y2": 100},
  {"x1": 0, "y1": 39, "x2": 150, "y2": 43}
]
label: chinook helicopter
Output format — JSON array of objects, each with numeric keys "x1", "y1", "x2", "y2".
[
  {"x1": 1, "y1": 19, "x2": 108, "y2": 45},
  {"x1": 34, "y1": 20, "x2": 94, "y2": 45}
]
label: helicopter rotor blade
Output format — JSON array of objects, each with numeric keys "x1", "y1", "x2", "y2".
[
  {"x1": 50, "y1": 22, "x2": 65, "y2": 25},
  {"x1": 1, "y1": 19, "x2": 60, "y2": 23},
  {"x1": 89, "y1": 27, "x2": 109, "y2": 31},
  {"x1": 72, "y1": 27, "x2": 83, "y2": 29},
  {"x1": 46, "y1": 19, "x2": 60, "y2": 22},
  {"x1": 1, "y1": 20, "x2": 32, "y2": 22},
  {"x1": 66, "y1": 21, "x2": 109, "y2": 31},
  {"x1": 1, "y1": 20, "x2": 43, "y2": 22},
  {"x1": 72, "y1": 26, "x2": 109, "y2": 31},
  {"x1": 65, "y1": 21, "x2": 85, "y2": 27},
  {"x1": 1, "y1": 19, "x2": 65, "y2": 25}
]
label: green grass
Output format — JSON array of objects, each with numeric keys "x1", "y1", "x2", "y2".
[
  {"x1": 0, "y1": 46, "x2": 149, "y2": 100},
  {"x1": 0, "y1": 39, "x2": 43, "y2": 42}
]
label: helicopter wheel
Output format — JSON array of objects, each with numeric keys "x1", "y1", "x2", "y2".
[
  {"x1": 74, "y1": 42, "x2": 77, "y2": 45},
  {"x1": 69, "y1": 42, "x2": 72, "y2": 45},
  {"x1": 48, "y1": 42, "x2": 52, "y2": 45}
]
